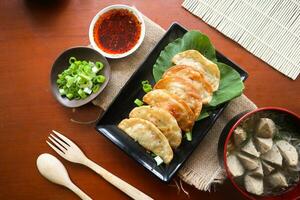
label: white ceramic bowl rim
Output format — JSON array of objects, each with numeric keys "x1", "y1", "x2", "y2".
[{"x1": 89, "y1": 4, "x2": 145, "y2": 59}]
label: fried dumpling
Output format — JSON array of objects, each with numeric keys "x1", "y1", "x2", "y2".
[
  {"x1": 118, "y1": 118, "x2": 173, "y2": 164},
  {"x1": 172, "y1": 50, "x2": 220, "y2": 91},
  {"x1": 143, "y1": 89, "x2": 195, "y2": 132},
  {"x1": 154, "y1": 76, "x2": 202, "y2": 119},
  {"x1": 129, "y1": 106, "x2": 182, "y2": 149},
  {"x1": 162, "y1": 65, "x2": 213, "y2": 104}
]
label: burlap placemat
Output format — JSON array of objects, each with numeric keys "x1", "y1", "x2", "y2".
[{"x1": 92, "y1": 15, "x2": 257, "y2": 191}]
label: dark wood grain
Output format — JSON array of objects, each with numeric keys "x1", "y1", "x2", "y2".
[{"x1": 0, "y1": 0, "x2": 299, "y2": 199}]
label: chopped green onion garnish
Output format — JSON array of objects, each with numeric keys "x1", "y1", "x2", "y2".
[
  {"x1": 57, "y1": 57, "x2": 106, "y2": 100},
  {"x1": 141, "y1": 80, "x2": 152, "y2": 93},
  {"x1": 154, "y1": 156, "x2": 164, "y2": 166},
  {"x1": 69, "y1": 57, "x2": 76, "y2": 64},
  {"x1": 66, "y1": 93, "x2": 73, "y2": 99},
  {"x1": 134, "y1": 99, "x2": 144, "y2": 106},
  {"x1": 83, "y1": 87, "x2": 92, "y2": 94},
  {"x1": 92, "y1": 85, "x2": 100, "y2": 93},
  {"x1": 74, "y1": 60, "x2": 81, "y2": 65},
  {"x1": 186, "y1": 132, "x2": 192, "y2": 141},
  {"x1": 95, "y1": 75, "x2": 106, "y2": 83},
  {"x1": 92, "y1": 66, "x2": 99, "y2": 73},
  {"x1": 78, "y1": 89, "x2": 87, "y2": 99},
  {"x1": 96, "y1": 62, "x2": 104, "y2": 70},
  {"x1": 59, "y1": 89, "x2": 65, "y2": 95}
]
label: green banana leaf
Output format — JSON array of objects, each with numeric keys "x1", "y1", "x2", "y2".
[{"x1": 153, "y1": 31, "x2": 244, "y2": 120}]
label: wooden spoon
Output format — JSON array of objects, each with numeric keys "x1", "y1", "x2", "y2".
[{"x1": 36, "y1": 153, "x2": 92, "y2": 200}]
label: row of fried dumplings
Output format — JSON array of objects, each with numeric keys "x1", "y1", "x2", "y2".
[{"x1": 118, "y1": 50, "x2": 221, "y2": 164}]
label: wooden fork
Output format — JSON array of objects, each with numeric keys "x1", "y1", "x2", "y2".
[{"x1": 47, "y1": 130, "x2": 153, "y2": 200}]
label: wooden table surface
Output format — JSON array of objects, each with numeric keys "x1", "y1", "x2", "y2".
[{"x1": 0, "y1": 0, "x2": 299, "y2": 199}]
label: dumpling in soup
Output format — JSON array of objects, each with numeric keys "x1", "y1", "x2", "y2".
[
  {"x1": 241, "y1": 139, "x2": 260, "y2": 158},
  {"x1": 249, "y1": 160, "x2": 263, "y2": 177},
  {"x1": 244, "y1": 174, "x2": 264, "y2": 195},
  {"x1": 129, "y1": 106, "x2": 182, "y2": 149},
  {"x1": 233, "y1": 127, "x2": 247, "y2": 146},
  {"x1": 256, "y1": 118, "x2": 276, "y2": 138},
  {"x1": 255, "y1": 137, "x2": 273, "y2": 154},
  {"x1": 227, "y1": 154, "x2": 244, "y2": 177},
  {"x1": 267, "y1": 172, "x2": 288, "y2": 188},
  {"x1": 118, "y1": 118, "x2": 173, "y2": 164},
  {"x1": 276, "y1": 140, "x2": 298, "y2": 167},
  {"x1": 143, "y1": 89, "x2": 195, "y2": 132},
  {"x1": 262, "y1": 160, "x2": 275, "y2": 175},
  {"x1": 162, "y1": 65, "x2": 213, "y2": 104},
  {"x1": 261, "y1": 145, "x2": 282, "y2": 166},
  {"x1": 237, "y1": 153, "x2": 260, "y2": 170},
  {"x1": 154, "y1": 76, "x2": 202, "y2": 119},
  {"x1": 172, "y1": 50, "x2": 220, "y2": 91}
]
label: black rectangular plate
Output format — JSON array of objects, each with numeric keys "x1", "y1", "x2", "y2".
[{"x1": 96, "y1": 22, "x2": 248, "y2": 182}]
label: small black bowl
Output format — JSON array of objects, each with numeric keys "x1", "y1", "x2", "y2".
[{"x1": 50, "y1": 46, "x2": 110, "y2": 107}]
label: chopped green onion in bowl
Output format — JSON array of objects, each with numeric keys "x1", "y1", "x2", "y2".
[{"x1": 56, "y1": 57, "x2": 106, "y2": 100}]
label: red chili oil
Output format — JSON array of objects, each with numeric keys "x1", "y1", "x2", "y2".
[{"x1": 93, "y1": 9, "x2": 141, "y2": 54}]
